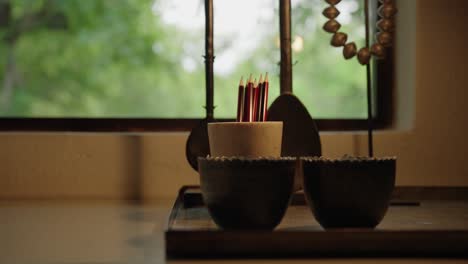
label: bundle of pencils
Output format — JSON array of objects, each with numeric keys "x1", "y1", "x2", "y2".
[{"x1": 236, "y1": 73, "x2": 269, "y2": 122}]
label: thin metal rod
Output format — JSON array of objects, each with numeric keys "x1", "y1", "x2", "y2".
[
  {"x1": 365, "y1": 0, "x2": 374, "y2": 157},
  {"x1": 204, "y1": 0, "x2": 214, "y2": 120},
  {"x1": 279, "y1": 0, "x2": 292, "y2": 94}
]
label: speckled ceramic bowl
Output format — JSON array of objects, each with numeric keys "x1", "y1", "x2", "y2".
[
  {"x1": 302, "y1": 157, "x2": 396, "y2": 229},
  {"x1": 198, "y1": 157, "x2": 296, "y2": 230}
]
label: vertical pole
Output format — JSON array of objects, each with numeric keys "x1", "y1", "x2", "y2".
[
  {"x1": 365, "y1": 0, "x2": 374, "y2": 157},
  {"x1": 279, "y1": 0, "x2": 292, "y2": 94},
  {"x1": 205, "y1": 0, "x2": 214, "y2": 120}
]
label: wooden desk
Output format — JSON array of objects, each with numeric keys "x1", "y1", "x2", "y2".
[{"x1": 1, "y1": 193, "x2": 468, "y2": 264}]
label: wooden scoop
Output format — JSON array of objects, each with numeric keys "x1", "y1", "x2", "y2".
[{"x1": 267, "y1": 0, "x2": 321, "y2": 187}]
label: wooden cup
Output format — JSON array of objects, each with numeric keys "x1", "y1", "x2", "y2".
[{"x1": 208, "y1": 122, "x2": 283, "y2": 157}]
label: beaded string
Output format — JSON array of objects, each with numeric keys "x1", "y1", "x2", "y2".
[{"x1": 322, "y1": 0, "x2": 398, "y2": 65}]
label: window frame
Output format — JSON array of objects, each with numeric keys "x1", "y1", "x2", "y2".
[
  {"x1": 0, "y1": 1, "x2": 394, "y2": 132},
  {"x1": 0, "y1": 55, "x2": 394, "y2": 133}
]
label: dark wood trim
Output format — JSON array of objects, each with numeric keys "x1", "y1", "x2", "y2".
[
  {"x1": 374, "y1": 0, "x2": 396, "y2": 125},
  {"x1": 0, "y1": 116, "x2": 391, "y2": 132},
  {"x1": 166, "y1": 230, "x2": 468, "y2": 259},
  {"x1": 0, "y1": 118, "x2": 200, "y2": 132},
  {"x1": 375, "y1": 47, "x2": 395, "y2": 126}
]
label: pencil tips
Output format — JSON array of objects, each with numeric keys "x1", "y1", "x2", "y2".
[
  {"x1": 239, "y1": 76, "x2": 244, "y2": 87},
  {"x1": 237, "y1": 73, "x2": 270, "y2": 122}
]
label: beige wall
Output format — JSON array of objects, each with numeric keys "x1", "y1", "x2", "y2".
[{"x1": 1, "y1": 0, "x2": 467, "y2": 200}]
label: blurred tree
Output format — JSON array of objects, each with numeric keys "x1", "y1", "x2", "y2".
[
  {"x1": 0, "y1": 0, "x2": 366, "y2": 118},
  {"x1": 0, "y1": 0, "x2": 68, "y2": 111},
  {"x1": 0, "y1": 0, "x2": 188, "y2": 116}
]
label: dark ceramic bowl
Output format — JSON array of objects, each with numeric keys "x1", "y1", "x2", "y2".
[
  {"x1": 302, "y1": 157, "x2": 396, "y2": 229},
  {"x1": 198, "y1": 157, "x2": 296, "y2": 230}
]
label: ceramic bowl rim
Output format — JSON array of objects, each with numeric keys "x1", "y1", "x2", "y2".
[
  {"x1": 301, "y1": 156, "x2": 396, "y2": 163},
  {"x1": 198, "y1": 156, "x2": 296, "y2": 163}
]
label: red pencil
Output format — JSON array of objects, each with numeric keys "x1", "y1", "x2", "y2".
[
  {"x1": 252, "y1": 78, "x2": 259, "y2": 122},
  {"x1": 261, "y1": 72, "x2": 269, "y2": 121},
  {"x1": 254, "y1": 74, "x2": 263, "y2": 122},
  {"x1": 242, "y1": 74, "x2": 253, "y2": 122},
  {"x1": 236, "y1": 76, "x2": 245, "y2": 122}
]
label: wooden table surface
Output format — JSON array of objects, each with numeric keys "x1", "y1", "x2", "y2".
[{"x1": 1, "y1": 199, "x2": 468, "y2": 264}]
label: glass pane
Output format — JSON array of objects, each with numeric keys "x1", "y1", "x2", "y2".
[
  {"x1": 0, "y1": 0, "x2": 365, "y2": 119},
  {"x1": 213, "y1": 0, "x2": 279, "y2": 118},
  {"x1": 292, "y1": 0, "x2": 366, "y2": 119}
]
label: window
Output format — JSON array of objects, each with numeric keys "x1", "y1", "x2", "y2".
[{"x1": 0, "y1": 0, "x2": 393, "y2": 131}]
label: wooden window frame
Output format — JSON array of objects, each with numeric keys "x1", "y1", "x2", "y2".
[
  {"x1": 0, "y1": 1, "x2": 394, "y2": 132},
  {"x1": 0, "y1": 59, "x2": 393, "y2": 132}
]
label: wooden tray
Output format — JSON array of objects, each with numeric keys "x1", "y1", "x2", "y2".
[{"x1": 165, "y1": 186, "x2": 468, "y2": 259}]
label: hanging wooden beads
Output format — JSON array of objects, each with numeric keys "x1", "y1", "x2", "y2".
[{"x1": 322, "y1": 0, "x2": 398, "y2": 65}]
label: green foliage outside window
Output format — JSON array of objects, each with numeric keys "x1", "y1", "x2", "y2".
[{"x1": 0, "y1": 0, "x2": 366, "y2": 118}]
